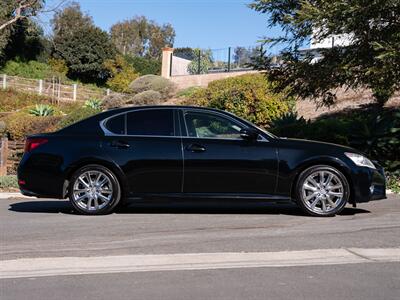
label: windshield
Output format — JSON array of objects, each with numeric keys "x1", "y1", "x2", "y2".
[{"x1": 255, "y1": 125, "x2": 278, "y2": 139}]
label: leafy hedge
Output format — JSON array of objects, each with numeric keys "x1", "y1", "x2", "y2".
[
  {"x1": 190, "y1": 74, "x2": 291, "y2": 127},
  {"x1": 0, "y1": 175, "x2": 18, "y2": 190},
  {"x1": 0, "y1": 60, "x2": 52, "y2": 79},
  {"x1": 125, "y1": 56, "x2": 161, "y2": 76},
  {"x1": 1, "y1": 111, "x2": 62, "y2": 140}
]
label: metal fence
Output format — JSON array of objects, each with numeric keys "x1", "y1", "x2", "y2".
[
  {"x1": 0, "y1": 74, "x2": 111, "y2": 102},
  {"x1": 171, "y1": 45, "x2": 267, "y2": 76}
]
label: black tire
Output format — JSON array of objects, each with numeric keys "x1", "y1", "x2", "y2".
[
  {"x1": 68, "y1": 164, "x2": 121, "y2": 215},
  {"x1": 295, "y1": 165, "x2": 350, "y2": 217}
]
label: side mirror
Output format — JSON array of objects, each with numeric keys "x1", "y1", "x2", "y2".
[{"x1": 240, "y1": 128, "x2": 259, "y2": 141}]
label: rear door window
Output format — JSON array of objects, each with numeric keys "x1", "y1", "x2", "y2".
[{"x1": 127, "y1": 109, "x2": 175, "y2": 136}]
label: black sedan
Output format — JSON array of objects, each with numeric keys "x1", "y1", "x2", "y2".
[{"x1": 18, "y1": 106, "x2": 386, "y2": 216}]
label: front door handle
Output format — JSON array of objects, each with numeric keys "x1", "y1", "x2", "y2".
[
  {"x1": 186, "y1": 143, "x2": 206, "y2": 153},
  {"x1": 110, "y1": 140, "x2": 130, "y2": 149}
]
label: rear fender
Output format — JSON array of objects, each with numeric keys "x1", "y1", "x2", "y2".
[{"x1": 63, "y1": 157, "x2": 129, "y2": 200}]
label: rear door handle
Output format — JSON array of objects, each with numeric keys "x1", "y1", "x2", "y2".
[
  {"x1": 186, "y1": 143, "x2": 206, "y2": 153},
  {"x1": 110, "y1": 140, "x2": 130, "y2": 149}
]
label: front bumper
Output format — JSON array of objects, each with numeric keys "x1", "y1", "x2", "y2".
[{"x1": 350, "y1": 164, "x2": 386, "y2": 204}]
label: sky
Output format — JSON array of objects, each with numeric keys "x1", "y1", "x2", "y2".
[{"x1": 41, "y1": 0, "x2": 284, "y2": 53}]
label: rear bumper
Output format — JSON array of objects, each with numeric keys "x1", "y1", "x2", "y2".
[
  {"x1": 350, "y1": 165, "x2": 386, "y2": 204},
  {"x1": 17, "y1": 153, "x2": 66, "y2": 199}
]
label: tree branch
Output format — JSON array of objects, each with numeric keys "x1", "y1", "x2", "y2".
[{"x1": 0, "y1": 0, "x2": 40, "y2": 31}]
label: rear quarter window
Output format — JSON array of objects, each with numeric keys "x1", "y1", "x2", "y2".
[{"x1": 105, "y1": 114, "x2": 126, "y2": 135}]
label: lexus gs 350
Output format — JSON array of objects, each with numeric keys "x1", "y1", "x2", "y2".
[{"x1": 18, "y1": 106, "x2": 386, "y2": 216}]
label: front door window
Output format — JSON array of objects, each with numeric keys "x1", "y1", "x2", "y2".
[{"x1": 184, "y1": 112, "x2": 243, "y2": 139}]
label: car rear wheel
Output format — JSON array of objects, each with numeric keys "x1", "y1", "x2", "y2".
[
  {"x1": 296, "y1": 165, "x2": 350, "y2": 217},
  {"x1": 68, "y1": 165, "x2": 121, "y2": 215}
]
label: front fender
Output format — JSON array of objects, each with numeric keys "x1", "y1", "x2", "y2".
[{"x1": 276, "y1": 154, "x2": 353, "y2": 199}]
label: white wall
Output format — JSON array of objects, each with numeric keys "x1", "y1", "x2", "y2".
[
  {"x1": 171, "y1": 56, "x2": 192, "y2": 76},
  {"x1": 310, "y1": 28, "x2": 353, "y2": 49}
]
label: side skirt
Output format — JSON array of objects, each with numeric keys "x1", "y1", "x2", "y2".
[{"x1": 126, "y1": 193, "x2": 293, "y2": 204}]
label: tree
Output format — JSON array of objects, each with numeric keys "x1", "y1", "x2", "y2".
[
  {"x1": 174, "y1": 47, "x2": 197, "y2": 61},
  {"x1": 187, "y1": 49, "x2": 213, "y2": 75},
  {"x1": 110, "y1": 16, "x2": 175, "y2": 59},
  {"x1": 51, "y1": 3, "x2": 116, "y2": 84},
  {"x1": 3, "y1": 19, "x2": 47, "y2": 62},
  {"x1": 233, "y1": 47, "x2": 252, "y2": 66},
  {"x1": 0, "y1": 0, "x2": 44, "y2": 59},
  {"x1": 124, "y1": 55, "x2": 161, "y2": 75},
  {"x1": 147, "y1": 22, "x2": 175, "y2": 59},
  {"x1": 250, "y1": 0, "x2": 400, "y2": 106}
]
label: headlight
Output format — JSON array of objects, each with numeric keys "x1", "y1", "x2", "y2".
[{"x1": 345, "y1": 152, "x2": 376, "y2": 169}]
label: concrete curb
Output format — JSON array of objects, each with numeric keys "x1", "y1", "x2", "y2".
[
  {"x1": 0, "y1": 192, "x2": 33, "y2": 199},
  {"x1": 1, "y1": 247, "x2": 399, "y2": 279}
]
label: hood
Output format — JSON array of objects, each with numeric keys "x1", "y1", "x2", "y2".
[{"x1": 276, "y1": 137, "x2": 360, "y2": 154}]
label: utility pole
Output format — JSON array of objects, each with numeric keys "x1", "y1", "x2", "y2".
[{"x1": 227, "y1": 47, "x2": 231, "y2": 72}]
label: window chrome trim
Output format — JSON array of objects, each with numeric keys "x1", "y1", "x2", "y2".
[
  {"x1": 99, "y1": 106, "x2": 269, "y2": 142},
  {"x1": 100, "y1": 107, "x2": 176, "y2": 137}
]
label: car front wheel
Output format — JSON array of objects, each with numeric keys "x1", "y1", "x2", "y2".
[
  {"x1": 68, "y1": 165, "x2": 121, "y2": 215},
  {"x1": 296, "y1": 165, "x2": 350, "y2": 217}
]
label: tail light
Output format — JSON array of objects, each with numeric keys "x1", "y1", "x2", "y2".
[{"x1": 24, "y1": 138, "x2": 48, "y2": 153}]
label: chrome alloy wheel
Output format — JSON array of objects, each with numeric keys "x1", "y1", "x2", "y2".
[
  {"x1": 72, "y1": 170, "x2": 113, "y2": 212},
  {"x1": 301, "y1": 170, "x2": 344, "y2": 214}
]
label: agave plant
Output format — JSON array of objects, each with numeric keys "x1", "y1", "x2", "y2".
[
  {"x1": 29, "y1": 104, "x2": 54, "y2": 117},
  {"x1": 84, "y1": 98, "x2": 102, "y2": 110}
]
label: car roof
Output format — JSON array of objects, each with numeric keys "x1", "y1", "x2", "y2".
[{"x1": 106, "y1": 105, "x2": 228, "y2": 114}]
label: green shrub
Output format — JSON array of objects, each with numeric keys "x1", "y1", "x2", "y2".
[
  {"x1": 56, "y1": 107, "x2": 99, "y2": 130},
  {"x1": 2, "y1": 111, "x2": 62, "y2": 140},
  {"x1": 1, "y1": 60, "x2": 52, "y2": 79},
  {"x1": 48, "y1": 58, "x2": 68, "y2": 78},
  {"x1": 29, "y1": 104, "x2": 55, "y2": 117},
  {"x1": 191, "y1": 74, "x2": 290, "y2": 127},
  {"x1": 270, "y1": 116, "x2": 356, "y2": 145},
  {"x1": 125, "y1": 56, "x2": 161, "y2": 75},
  {"x1": 131, "y1": 90, "x2": 162, "y2": 105},
  {"x1": 56, "y1": 102, "x2": 82, "y2": 115},
  {"x1": 0, "y1": 89, "x2": 51, "y2": 112},
  {"x1": 129, "y1": 75, "x2": 175, "y2": 99},
  {"x1": 0, "y1": 120, "x2": 6, "y2": 136},
  {"x1": 177, "y1": 86, "x2": 203, "y2": 98},
  {"x1": 270, "y1": 111, "x2": 308, "y2": 129},
  {"x1": 101, "y1": 94, "x2": 133, "y2": 110},
  {"x1": 105, "y1": 55, "x2": 140, "y2": 92},
  {"x1": 387, "y1": 172, "x2": 400, "y2": 194},
  {"x1": 84, "y1": 98, "x2": 103, "y2": 110},
  {"x1": 0, "y1": 175, "x2": 18, "y2": 190}
]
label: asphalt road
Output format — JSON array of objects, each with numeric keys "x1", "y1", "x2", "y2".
[{"x1": 1, "y1": 194, "x2": 400, "y2": 299}]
